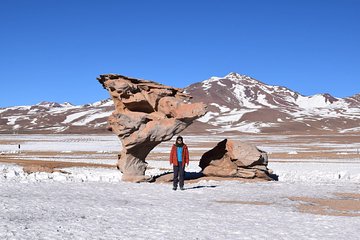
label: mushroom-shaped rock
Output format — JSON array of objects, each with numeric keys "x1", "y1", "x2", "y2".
[
  {"x1": 98, "y1": 74, "x2": 207, "y2": 182},
  {"x1": 199, "y1": 139, "x2": 272, "y2": 180}
]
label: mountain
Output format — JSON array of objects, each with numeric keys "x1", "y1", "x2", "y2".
[
  {"x1": 0, "y1": 100, "x2": 114, "y2": 134},
  {"x1": 184, "y1": 72, "x2": 360, "y2": 134},
  {"x1": 1, "y1": 72, "x2": 359, "y2": 134}
]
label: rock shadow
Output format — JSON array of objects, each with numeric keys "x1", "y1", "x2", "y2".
[
  {"x1": 185, "y1": 171, "x2": 204, "y2": 180},
  {"x1": 153, "y1": 170, "x2": 204, "y2": 183},
  {"x1": 185, "y1": 185, "x2": 218, "y2": 190},
  {"x1": 269, "y1": 173, "x2": 279, "y2": 181}
]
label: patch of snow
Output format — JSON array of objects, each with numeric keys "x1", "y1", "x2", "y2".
[
  {"x1": 0, "y1": 164, "x2": 121, "y2": 183},
  {"x1": 0, "y1": 150, "x2": 20, "y2": 155},
  {"x1": 224, "y1": 72, "x2": 244, "y2": 79},
  {"x1": 295, "y1": 94, "x2": 343, "y2": 109},
  {"x1": 269, "y1": 162, "x2": 360, "y2": 183},
  {"x1": 96, "y1": 150, "x2": 113, "y2": 153},
  {"x1": 94, "y1": 122, "x2": 108, "y2": 127},
  {"x1": 63, "y1": 110, "x2": 98, "y2": 124},
  {"x1": 11, "y1": 106, "x2": 32, "y2": 111},
  {"x1": 48, "y1": 106, "x2": 79, "y2": 114},
  {"x1": 216, "y1": 113, "x2": 243, "y2": 123},
  {"x1": 227, "y1": 122, "x2": 277, "y2": 133},
  {"x1": 210, "y1": 103, "x2": 231, "y2": 113},
  {"x1": 28, "y1": 108, "x2": 39, "y2": 114},
  {"x1": 197, "y1": 111, "x2": 219, "y2": 123},
  {"x1": 72, "y1": 111, "x2": 112, "y2": 126},
  {"x1": 232, "y1": 84, "x2": 261, "y2": 109},
  {"x1": 201, "y1": 76, "x2": 222, "y2": 91},
  {"x1": 288, "y1": 151, "x2": 298, "y2": 155},
  {"x1": 214, "y1": 109, "x2": 256, "y2": 125},
  {"x1": 90, "y1": 99, "x2": 113, "y2": 107},
  {"x1": 221, "y1": 122, "x2": 261, "y2": 133},
  {"x1": 6, "y1": 116, "x2": 22, "y2": 125},
  {"x1": 217, "y1": 80, "x2": 226, "y2": 87},
  {"x1": 57, "y1": 126, "x2": 70, "y2": 133},
  {"x1": 339, "y1": 126, "x2": 360, "y2": 133},
  {"x1": 223, "y1": 72, "x2": 259, "y2": 84},
  {"x1": 30, "y1": 118, "x2": 38, "y2": 124},
  {"x1": 256, "y1": 94, "x2": 277, "y2": 108},
  {"x1": 61, "y1": 102, "x2": 74, "y2": 107}
]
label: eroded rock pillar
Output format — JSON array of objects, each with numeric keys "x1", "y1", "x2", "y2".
[{"x1": 98, "y1": 74, "x2": 207, "y2": 182}]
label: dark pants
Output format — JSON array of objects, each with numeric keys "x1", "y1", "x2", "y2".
[{"x1": 173, "y1": 164, "x2": 185, "y2": 189}]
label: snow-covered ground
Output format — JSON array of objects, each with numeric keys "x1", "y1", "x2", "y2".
[
  {"x1": 0, "y1": 164, "x2": 121, "y2": 183},
  {"x1": 1, "y1": 134, "x2": 359, "y2": 183},
  {"x1": 268, "y1": 162, "x2": 360, "y2": 183},
  {"x1": 0, "y1": 180, "x2": 359, "y2": 239},
  {"x1": 1, "y1": 160, "x2": 360, "y2": 184},
  {"x1": 0, "y1": 134, "x2": 359, "y2": 239},
  {"x1": 0, "y1": 134, "x2": 120, "y2": 153}
]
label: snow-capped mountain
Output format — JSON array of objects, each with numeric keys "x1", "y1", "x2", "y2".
[
  {"x1": 0, "y1": 99, "x2": 114, "y2": 134},
  {"x1": 1, "y1": 72, "x2": 359, "y2": 134},
  {"x1": 185, "y1": 72, "x2": 360, "y2": 134}
]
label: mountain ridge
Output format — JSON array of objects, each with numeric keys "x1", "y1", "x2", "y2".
[
  {"x1": 1, "y1": 72, "x2": 359, "y2": 134},
  {"x1": 184, "y1": 72, "x2": 360, "y2": 134}
]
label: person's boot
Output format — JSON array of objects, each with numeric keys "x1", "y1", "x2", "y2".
[
  {"x1": 172, "y1": 186, "x2": 177, "y2": 191},
  {"x1": 180, "y1": 186, "x2": 185, "y2": 190}
]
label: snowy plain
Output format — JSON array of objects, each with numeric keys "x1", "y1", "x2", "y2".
[
  {"x1": 0, "y1": 134, "x2": 359, "y2": 239},
  {"x1": 1, "y1": 180, "x2": 359, "y2": 239}
]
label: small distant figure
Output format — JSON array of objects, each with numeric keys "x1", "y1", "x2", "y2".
[
  {"x1": 18, "y1": 144, "x2": 20, "y2": 149},
  {"x1": 170, "y1": 136, "x2": 189, "y2": 191}
]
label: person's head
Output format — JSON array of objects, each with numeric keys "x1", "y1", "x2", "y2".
[{"x1": 175, "y1": 136, "x2": 184, "y2": 146}]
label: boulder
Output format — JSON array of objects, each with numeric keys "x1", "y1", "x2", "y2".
[
  {"x1": 98, "y1": 74, "x2": 207, "y2": 182},
  {"x1": 199, "y1": 139, "x2": 273, "y2": 180}
]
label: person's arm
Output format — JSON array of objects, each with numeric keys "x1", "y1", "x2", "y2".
[
  {"x1": 184, "y1": 145, "x2": 189, "y2": 166},
  {"x1": 170, "y1": 145, "x2": 175, "y2": 165}
]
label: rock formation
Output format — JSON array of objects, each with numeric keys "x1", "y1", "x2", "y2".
[
  {"x1": 97, "y1": 74, "x2": 207, "y2": 182},
  {"x1": 199, "y1": 139, "x2": 273, "y2": 180}
]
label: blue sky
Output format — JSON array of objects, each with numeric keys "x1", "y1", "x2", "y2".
[{"x1": 1, "y1": 0, "x2": 359, "y2": 107}]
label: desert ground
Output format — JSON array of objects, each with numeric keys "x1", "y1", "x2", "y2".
[{"x1": 1, "y1": 133, "x2": 359, "y2": 239}]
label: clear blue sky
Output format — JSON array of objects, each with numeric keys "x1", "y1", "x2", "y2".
[{"x1": 1, "y1": 0, "x2": 359, "y2": 107}]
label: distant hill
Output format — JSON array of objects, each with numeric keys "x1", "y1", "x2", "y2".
[{"x1": 1, "y1": 72, "x2": 359, "y2": 134}]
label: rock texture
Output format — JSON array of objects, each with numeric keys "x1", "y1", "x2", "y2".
[
  {"x1": 98, "y1": 74, "x2": 207, "y2": 182},
  {"x1": 199, "y1": 139, "x2": 273, "y2": 180}
]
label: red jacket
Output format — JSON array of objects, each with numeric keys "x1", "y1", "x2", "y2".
[{"x1": 170, "y1": 144, "x2": 189, "y2": 167}]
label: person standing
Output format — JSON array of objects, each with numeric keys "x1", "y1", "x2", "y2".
[{"x1": 169, "y1": 136, "x2": 189, "y2": 190}]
